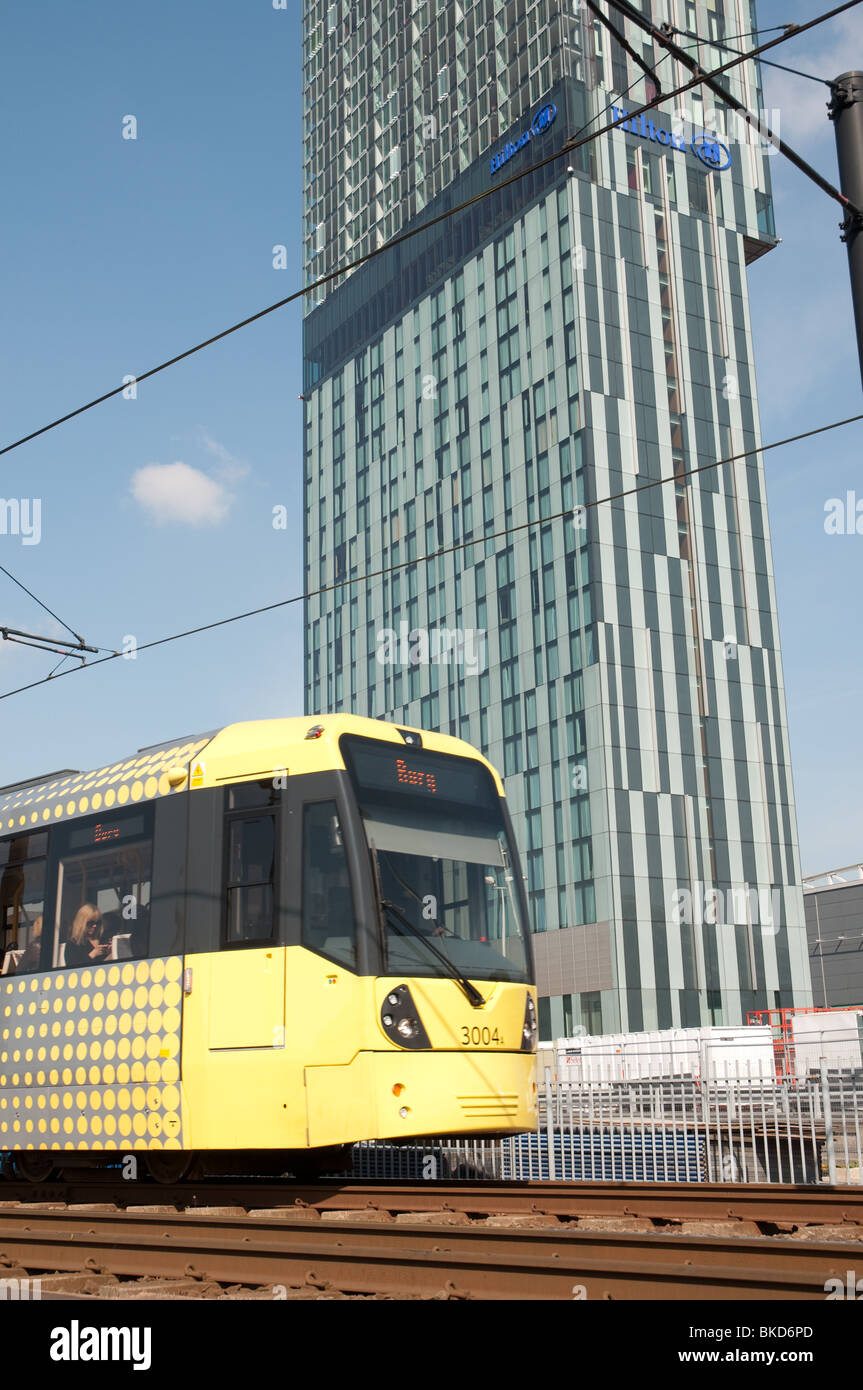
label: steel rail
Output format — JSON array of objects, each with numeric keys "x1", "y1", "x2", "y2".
[
  {"x1": 0, "y1": 1204, "x2": 858, "y2": 1300},
  {"x1": 1, "y1": 1178, "x2": 861, "y2": 1226}
]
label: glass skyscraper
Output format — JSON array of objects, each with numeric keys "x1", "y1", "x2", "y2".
[{"x1": 301, "y1": 0, "x2": 813, "y2": 1038}]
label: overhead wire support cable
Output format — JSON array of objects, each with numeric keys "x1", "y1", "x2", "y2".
[
  {"x1": 0, "y1": 561, "x2": 103, "y2": 674},
  {"x1": 0, "y1": 0, "x2": 859, "y2": 461},
  {"x1": 712, "y1": 24, "x2": 798, "y2": 42},
  {"x1": 663, "y1": 24, "x2": 836, "y2": 86},
  {"x1": 0, "y1": 562, "x2": 88, "y2": 646},
  {"x1": 601, "y1": 0, "x2": 863, "y2": 218},
  {"x1": 1, "y1": 410, "x2": 861, "y2": 705}
]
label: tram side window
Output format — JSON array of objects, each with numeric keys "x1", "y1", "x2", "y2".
[
  {"x1": 54, "y1": 838, "x2": 152, "y2": 968},
  {"x1": 302, "y1": 801, "x2": 357, "y2": 970},
  {"x1": 0, "y1": 831, "x2": 47, "y2": 977},
  {"x1": 224, "y1": 815, "x2": 275, "y2": 945}
]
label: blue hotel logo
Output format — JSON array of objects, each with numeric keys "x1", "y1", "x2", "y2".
[
  {"x1": 691, "y1": 132, "x2": 732, "y2": 171},
  {"x1": 612, "y1": 106, "x2": 732, "y2": 172},
  {"x1": 531, "y1": 103, "x2": 557, "y2": 136},
  {"x1": 490, "y1": 102, "x2": 558, "y2": 175}
]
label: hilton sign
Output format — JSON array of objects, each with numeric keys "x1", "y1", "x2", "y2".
[
  {"x1": 612, "y1": 106, "x2": 732, "y2": 171},
  {"x1": 490, "y1": 102, "x2": 558, "y2": 175}
]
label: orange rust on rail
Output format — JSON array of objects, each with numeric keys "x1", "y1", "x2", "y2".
[{"x1": 0, "y1": 1202, "x2": 856, "y2": 1300}]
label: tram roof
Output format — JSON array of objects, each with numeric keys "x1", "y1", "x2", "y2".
[{"x1": 0, "y1": 714, "x2": 503, "y2": 833}]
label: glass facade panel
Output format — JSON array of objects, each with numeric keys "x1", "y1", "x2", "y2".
[{"x1": 303, "y1": 0, "x2": 810, "y2": 1031}]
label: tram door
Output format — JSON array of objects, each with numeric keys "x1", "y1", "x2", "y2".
[
  {"x1": 181, "y1": 786, "x2": 300, "y2": 1149},
  {"x1": 209, "y1": 794, "x2": 284, "y2": 1048}
]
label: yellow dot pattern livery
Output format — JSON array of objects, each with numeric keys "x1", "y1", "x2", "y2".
[
  {"x1": 0, "y1": 738, "x2": 211, "y2": 830},
  {"x1": 0, "y1": 958, "x2": 184, "y2": 1151}
]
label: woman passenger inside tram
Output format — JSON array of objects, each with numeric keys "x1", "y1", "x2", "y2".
[{"x1": 65, "y1": 904, "x2": 111, "y2": 965}]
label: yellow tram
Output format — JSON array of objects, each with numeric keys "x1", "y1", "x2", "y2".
[{"x1": 0, "y1": 715, "x2": 537, "y2": 1181}]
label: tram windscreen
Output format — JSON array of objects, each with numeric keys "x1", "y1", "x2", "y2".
[{"x1": 341, "y1": 736, "x2": 530, "y2": 983}]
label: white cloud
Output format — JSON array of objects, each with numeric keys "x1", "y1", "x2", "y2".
[{"x1": 130, "y1": 461, "x2": 232, "y2": 526}]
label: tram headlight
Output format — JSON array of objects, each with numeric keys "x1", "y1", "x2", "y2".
[
  {"x1": 379, "y1": 984, "x2": 431, "y2": 1050},
  {"x1": 521, "y1": 994, "x2": 537, "y2": 1050}
]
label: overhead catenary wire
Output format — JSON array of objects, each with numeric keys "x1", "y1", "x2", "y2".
[
  {"x1": 2, "y1": 0, "x2": 860, "y2": 696},
  {"x1": 701, "y1": 24, "x2": 797, "y2": 42},
  {"x1": 0, "y1": 21, "x2": 672, "y2": 672},
  {"x1": 1, "y1": 46, "x2": 662, "y2": 682},
  {"x1": 574, "y1": 51, "x2": 676, "y2": 141},
  {"x1": 603, "y1": 0, "x2": 862, "y2": 216},
  {"x1": 1, "y1": 409, "x2": 861, "y2": 705},
  {"x1": 0, "y1": 32, "x2": 666, "y2": 667},
  {"x1": 0, "y1": 0, "x2": 859, "y2": 463},
  {"x1": 665, "y1": 24, "x2": 837, "y2": 86},
  {"x1": 581, "y1": 0, "x2": 665, "y2": 93}
]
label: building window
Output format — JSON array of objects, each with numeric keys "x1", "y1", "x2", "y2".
[
  {"x1": 687, "y1": 165, "x2": 709, "y2": 214},
  {"x1": 626, "y1": 147, "x2": 638, "y2": 191},
  {"x1": 563, "y1": 993, "x2": 574, "y2": 1035},
  {"x1": 581, "y1": 990, "x2": 603, "y2": 1035},
  {"x1": 755, "y1": 189, "x2": 775, "y2": 239},
  {"x1": 538, "y1": 996, "x2": 552, "y2": 1041}
]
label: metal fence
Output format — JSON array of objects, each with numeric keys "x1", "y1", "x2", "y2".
[{"x1": 351, "y1": 1065, "x2": 863, "y2": 1185}]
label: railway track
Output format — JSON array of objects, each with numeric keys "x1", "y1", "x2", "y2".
[
  {"x1": 2, "y1": 1177, "x2": 861, "y2": 1226},
  {"x1": 0, "y1": 1181, "x2": 861, "y2": 1299}
]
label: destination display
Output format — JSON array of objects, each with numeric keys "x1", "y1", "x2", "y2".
[
  {"x1": 341, "y1": 736, "x2": 500, "y2": 814},
  {"x1": 67, "y1": 814, "x2": 147, "y2": 851}
]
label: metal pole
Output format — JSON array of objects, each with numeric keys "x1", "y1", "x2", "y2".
[
  {"x1": 815, "y1": 897, "x2": 827, "y2": 1007},
  {"x1": 829, "y1": 73, "x2": 863, "y2": 391},
  {"x1": 820, "y1": 1059, "x2": 838, "y2": 1186},
  {"x1": 544, "y1": 1066, "x2": 556, "y2": 1181}
]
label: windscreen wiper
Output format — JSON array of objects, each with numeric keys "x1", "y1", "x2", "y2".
[
  {"x1": 370, "y1": 848, "x2": 484, "y2": 1008},
  {"x1": 380, "y1": 899, "x2": 486, "y2": 1010}
]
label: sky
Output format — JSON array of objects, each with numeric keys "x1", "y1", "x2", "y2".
[{"x1": 0, "y1": 0, "x2": 861, "y2": 878}]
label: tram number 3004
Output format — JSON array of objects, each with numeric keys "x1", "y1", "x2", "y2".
[{"x1": 460, "y1": 1025, "x2": 503, "y2": 1046}]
